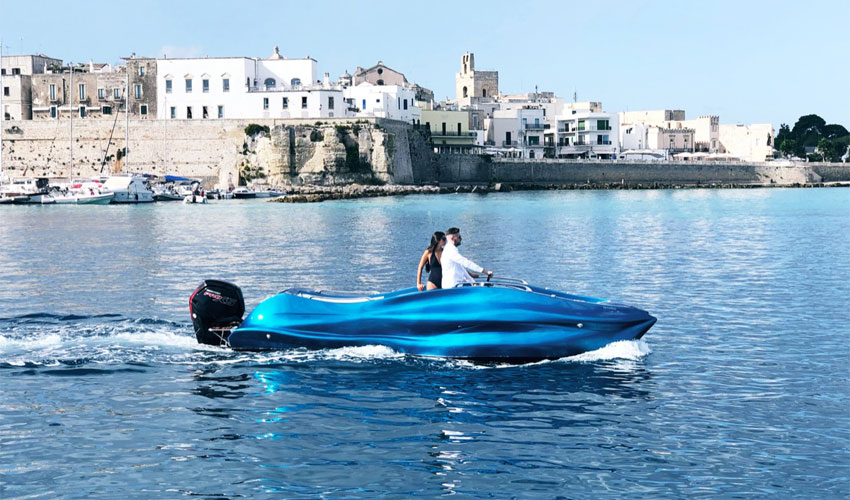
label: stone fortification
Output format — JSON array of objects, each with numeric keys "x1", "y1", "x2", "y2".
[
  {"x1": 1, "y1": 118, "x2": 431, "y2": 187},
  {"x1": 422, "y1": 156, "x2": 849, "y2": 186}
]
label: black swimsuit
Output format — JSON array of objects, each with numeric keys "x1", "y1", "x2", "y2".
[{"x1": 427, "y1": 252, "x2": 442, "y2": 288}]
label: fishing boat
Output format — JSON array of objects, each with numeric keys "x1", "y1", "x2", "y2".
[{"x1": 189, "y1": 277, "x2": 656, "y2": 361}]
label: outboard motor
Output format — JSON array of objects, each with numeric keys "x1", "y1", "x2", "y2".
[{"x1": 189, "y1": 280, "x2": 245, "y2": 346}]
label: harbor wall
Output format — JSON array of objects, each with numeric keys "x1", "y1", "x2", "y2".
[
  {"x1": 0, "y1": 118, "x2": 431, "y2": 187},
  {"x1": 3, "y1": 118, "x2": 849, "y2": 187},
  {"x1": 423, "y1": 156, "x2": 850, "y2": 186}
]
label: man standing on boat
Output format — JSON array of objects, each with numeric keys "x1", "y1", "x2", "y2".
[{"x1": 441, "y1": 227, "x2": 493, "y2": 289}]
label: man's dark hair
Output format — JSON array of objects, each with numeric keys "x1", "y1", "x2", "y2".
[{"x1": 446, "y1": 227, "x2": 460, "y2": 235}]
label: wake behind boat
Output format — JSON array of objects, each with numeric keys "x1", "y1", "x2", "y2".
[{"x1": 190, "y1": 277, "x2": 656, "y2": 361}]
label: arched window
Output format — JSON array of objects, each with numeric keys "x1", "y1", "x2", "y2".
[
  {"x1": 482, "y1": 88, "x2": 487, "y2": 97},
  {"x1": 290, "y1": 78, "x2": 301, "y2": 87},
  {"x1": 463, "y1": 86, "x2": 468, "y2": 98},
  {"x1": 264, "y1": 78, "x2": 276, "y2": 90},
  {"x1": 376, "y1": 79, "x2": 384, "y2": 86}
]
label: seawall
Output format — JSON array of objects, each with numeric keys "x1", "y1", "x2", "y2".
[
  {"x1": 421, "y1": 156, "x2": 850, "y2": 187},
  {"x1": 3, "y1": 119, "x2": 849, "y2": 187}
]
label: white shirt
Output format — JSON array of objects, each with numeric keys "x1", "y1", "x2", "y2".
[{"x1": 441, "y1": 239, "x2": 483, "y2": 289}]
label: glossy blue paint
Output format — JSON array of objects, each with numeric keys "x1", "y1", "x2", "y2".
[{"x1": 229, "y1": 281, "x2": 657, "y2": 359}]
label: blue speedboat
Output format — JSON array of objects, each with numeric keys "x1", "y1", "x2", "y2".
[{"x1": 189, "y1": 278, "x2": 656, "y2": 361}]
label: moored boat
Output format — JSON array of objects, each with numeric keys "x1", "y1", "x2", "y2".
[
  {"x1": 102, "y1": 175, "x2": 155, "y2": 203},
  {"x1": 190, "y1": 277, "x2": 657, "y2": 361}
]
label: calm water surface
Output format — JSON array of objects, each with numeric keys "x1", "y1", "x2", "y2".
[{"x1": 1, "y1": 188, "x2": 848, "y2": 499}]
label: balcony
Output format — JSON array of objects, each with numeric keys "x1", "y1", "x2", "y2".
[
  {"x1": 523, "y1": 122, "x2": 544, "y2": 130},
  {"x1": 430, "y1": 130, "x2": 476, "y2": 138},
  {"x1": 502, "y1": 140, "x2": 518, "y2": 147}
]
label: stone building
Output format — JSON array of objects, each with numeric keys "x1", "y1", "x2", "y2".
[
  {"x1": 353, "y1": 61, "x2": 407, "y2": 87},
  {"x1": 30, "y1": 55, "x2": 157, "y2": 121},
  {"x1": 455, "y1": 52, "x2": 499, "y2": 106},
  {"x1": 352, "y1": 61, "x2": 433, "y2": 107},
  {"x1": 1, "y1": 54, "x2": 63, "y2": 120}
]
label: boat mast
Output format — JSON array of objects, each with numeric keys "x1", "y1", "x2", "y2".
[
  {"x1": 69, "y1": 62, "x2": 73, "y2": 182},
  {"x1": 125, "y1": 62, "x2": 129, "y2": 174},
  {"x1": 1, "y1": 38, "x2": 4, "y2": 187}
]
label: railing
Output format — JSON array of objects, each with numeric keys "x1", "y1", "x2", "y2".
[
  {"x1": 430, "y1": 131, "x2": 476, "y2": 137},
  {"x1": 524, "y1": 123, "x2": 544, "y2": 130},
  {"x1": 502, "y1": 140, "x2": 518, "y2": 147}
]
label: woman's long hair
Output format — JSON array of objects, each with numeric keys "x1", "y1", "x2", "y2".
[{"x1": 425, "y1": 231, "x2": 445, "y2": 272}]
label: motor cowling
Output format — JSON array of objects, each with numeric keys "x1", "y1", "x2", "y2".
[{"x1": 189, "y1": 280, "x2": 245, "y2": 346}]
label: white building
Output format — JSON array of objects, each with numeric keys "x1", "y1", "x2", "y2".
[
  {"x1": 719, "y1": 123, "x2": 775, "y2": 162},
  {"x1": 620, "y1": 123, "x2": 695, "y2": 157},
  {"x1": 343, "y1": 83, "x2": 421, "y2": 124},
  {"x1": 487, "y1": 107, "x2": 546, "y2": 159},
  {"x1": 546, "y1": 110, "x2": 619, "y2": 159},
  {"x1": 156, "y1": 47, "x2": 349, "y2": 120}
]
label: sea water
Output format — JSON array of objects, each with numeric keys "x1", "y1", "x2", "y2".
[{"x1": 0, "y1": 188, "x2": 848, "y2": 498}]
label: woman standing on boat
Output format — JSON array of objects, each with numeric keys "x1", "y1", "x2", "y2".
[{"x1": 416, "y1": 231, "x2": 446, "y2": 291}]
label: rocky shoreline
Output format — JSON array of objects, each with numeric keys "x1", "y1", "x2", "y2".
[{"x1": 269, "y1": 181, "x2": 849, "y2": 203}]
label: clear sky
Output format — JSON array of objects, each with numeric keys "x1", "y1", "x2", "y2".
[{"x1": 2, "y1": 0, "x2": 848, "y2": 129}]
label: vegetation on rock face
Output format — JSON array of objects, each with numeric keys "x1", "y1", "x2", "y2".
[
  {"x1": 239, "y1": 161, "x2": 266, "y2": 184},
  {"x1": 244, "y1": 124, "x2": 270, "y2": 138},
  {"x1": 775, "y1": 114, "x2": 849, "y2": 161}
]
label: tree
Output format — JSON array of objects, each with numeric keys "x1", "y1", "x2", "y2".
[
  {"x1": 817, "y1": 137, "x2": 834, "y2": 162},
  {"x1": 779, "y1": 138, "x2": 798, "y2": 157},
  {"x1": 792, "y1": 115, "x2": 827, "y2": 147}
]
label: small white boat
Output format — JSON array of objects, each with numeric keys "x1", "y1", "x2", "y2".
[
  {"x1": 1, "y1": 177, "x2": 56, "y2": 204},
  {"x1": 102, "y1": 175, "x2": 155, "y2": 203},
  {"x1": 232, "y1": 185, "x2": 285, "y2": 199},
  {"x1": 52, "y1": 190, "x2": 114, "y2": 204},
  {"x1": 183, "y1": 193, "x2": 208, "y2": 204}
]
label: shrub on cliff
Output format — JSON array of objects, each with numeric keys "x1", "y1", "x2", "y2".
[{"x1": 244, "y1": 124, "x2": 270, "y2": 138}]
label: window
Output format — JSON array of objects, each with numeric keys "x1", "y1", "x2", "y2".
[
  {"x1": 140, "y1": 104, "x2": 148, "y2": 116},
  {"x1": 597, "y1": 119, "x2": 609, "y2": 130},
  {"x1": 482, "y1": 88, "x2": 487, "y2": 97},
  {"x1": 102, "y1": 106, "x2": 112, "y2": 115},
  {"x1": 170, "y1": 106, "x2": 176, "y2": 119},
  {"x1": 114, "y1": 88, "x2": 120, "y2": 99},
  {"x1": 202, "y1": 106, "x2": 208, "y2": 118},
  {"x1": 264, "y1": 78, "x2": 275, "y2": 90},
  {"x1": 263, "y1": 97, "x2": 269, "y2": 110},
  {"x1": 398, "y1": 97, "x2": 401, "y2": 108},
  {"x1": 362, "y1": 99, "x2": 366, "y2": 109},
  {"x1": 186, "y1": 106, "x2": 192, "y2": 119},
  {"x1": 2, "y1": 87, "x2": 8, "y2": 96},
  {"x1": 282, "y1": 97, "x2": 288, "y2": 109},
  {"x1": 49, "y1": 84, "x2": 56, "y2": 100},
  {"x1": 222, "y1": 78, "x2": 229, "y2": 92},
  {"x1": 291, "y1": 78, "x2": 301, "y2": 87},
  {"x1": 217, "y1": 105, "x2": 224, "y2": 118},
  {"x1": 50, "y1": 106, "x2": 57, "y2": 118},
  {"x1": 139, "y1": 65, "x2": 145, "y2": 76},
  {"x1": 457, "y1": 123, "x2": 461, "y2": 135},
  {"x1": 328, "y1": 96, "x2": 334, "y2": 109},
  {"x1": 377, "y1": 79, "x2": 384, "y2": 85},
  {"x1": 203, "y1": 79, "x2": 209, "y2": 93},
  {"x1": 528, "y1": 136, "x2": 539, "y2": 146},
  {"x1": 166, "y1": 79, "x2": 172, "y2": 93},
  {"x1": 79, "y1": 84, "x2": 86, "y2": 100},
  {"x1": 463, "y1": 86, "x2": 468, "y2": 98},
  {"x1": 80, "y1": 107, "x2": 86, "y2": 118},
  {"x1": 12, "y1": 68, "x2": 20, "y2": 75},
  {"x1": 185, "y1": 79, "x2": 192, "y2": 92},
  {"x1": 98, "y1": 88, "x2": 105, "y2": 99},
  {"x1": 134, "y1": 84, "x2": 142, "y2": 99},
  {"x1": 377, "y1": 68, "x2": 383, "y2": 75},
  {"x1": 403, "y1": 99, "x2": 408, "y2": 110},
  {"x1": 301, "y1": 96, "x2": 307, "y2": 109},
  {"x1": 578, "y1": 120, "x2": 585, "y2": 131}
]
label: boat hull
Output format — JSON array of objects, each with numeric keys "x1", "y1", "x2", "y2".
[{"x1": 228, "y1": 285, "x2": 656, "y2": 360}]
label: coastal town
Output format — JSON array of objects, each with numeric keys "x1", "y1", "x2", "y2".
[{"x1": 1, "y1": 46, "x2": 848, "y2": 203}]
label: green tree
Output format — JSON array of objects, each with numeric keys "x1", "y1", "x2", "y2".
[
  {"x1": 792, "y1": 115, "x2": 827, "y2": 147},
  {"x1": 779, "y1": 138, "x2": 798, "y2": 157},
  {"x1": 817, "y1": 137, "x2": 834, "y2": 162}
]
